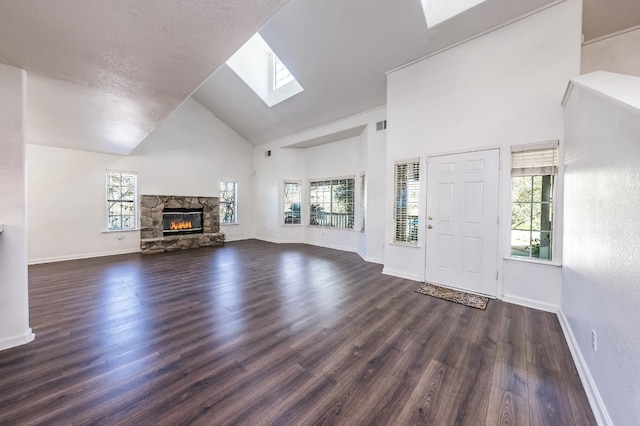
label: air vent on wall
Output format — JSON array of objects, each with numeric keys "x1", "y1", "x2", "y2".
[{"x1": 376, "y1": 120, "x2": 387, "y2": 131}]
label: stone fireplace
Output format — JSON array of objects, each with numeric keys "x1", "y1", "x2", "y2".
[{"x1": 140, "y1": 195, "x2": 224, "y2": 254}]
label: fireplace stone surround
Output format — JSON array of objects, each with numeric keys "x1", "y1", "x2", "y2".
[{"x1": 139, "y1": 195, "x2": 225, "y2": 254}]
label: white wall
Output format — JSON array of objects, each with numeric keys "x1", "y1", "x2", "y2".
[
  {"x1": 582, "y1": 27, "x2": 640, "y2": 77},
  {"x1": 384, "y1": 0, "x2": 581, "y2": 308},
  {"x1": 561, "y1": 73, "x2": 640, "y2": 426},
  {"x1": 27, "y1": 97, "x2": 255, "y2": 263},
  {"x1": 0, "y1": 63, "x2": 34, "y2": 351},
  {"x1": 253, "y1": 107, "x2": 387, "y2": 261}
]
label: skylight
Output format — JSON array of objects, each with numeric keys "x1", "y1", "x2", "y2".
[
  {"x1": 421, "y1": 0, "x2": 488, "y2": 27},
  {"x1": 226, "y1": 33, "x2": 303, "y2": 107}
]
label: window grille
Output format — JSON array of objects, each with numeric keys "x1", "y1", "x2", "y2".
[
  {"x1": 283, "y1": 181, "x2": 302, "y2": 225},
  {"x1": 510, "y1": 144, "x2": 558, "y2": 260},
  {"x1": 309, "y1": 178, "x2": 355, "y2": 229},
  {"x1": 394, "y1": 160, "x2": 420, "y2": 244},
  {"x1": 106, "y1": 170, "x2": 137, "y2": 231},
  {"x1": 220, "y1": 181, "x2": 237, "y2": 224}
]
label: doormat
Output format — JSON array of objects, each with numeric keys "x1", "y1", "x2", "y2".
[{"x1": 415, "y1": 283, "x2": 489, "y2": 310}]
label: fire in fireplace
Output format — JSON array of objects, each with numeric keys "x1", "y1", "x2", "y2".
[{"x1": 162, "y1": 208, "x2": 204, "y2": 236}]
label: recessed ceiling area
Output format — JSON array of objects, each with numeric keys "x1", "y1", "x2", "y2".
[{"x1": 582, "y1": 0, "x2": 640, "y2": 42}]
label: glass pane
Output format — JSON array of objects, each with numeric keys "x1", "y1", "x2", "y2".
[
  {"x1": 109, "y1": 202, "x2": 122, "y2": 216},
  {"x1": 538, "y1": 231, "x2": 552, "y2": 260},
  {"x1": 108, "y1": 216, "x2": 121, "y2": 230},
  {"x1": 531, "y1": 202, "x2": 541, "y2": 231},
  {"x1": 122, "y1": 216, "x2": 134, "y2": 229},
  {"x1": 511, "y1": 176, "x2": 532, "y2": 203},
  {"x1": 530, "y1": 231, "x2": 542, "y2": 258},
  {"x1": 108, "y1": 173, "x2": 121, "y2": 186},
  {"x1": 511, "y1": 203, "x2": 532, "y2": 230},
  {"x1": 511, "y1": 230, "x2": 531, "y2": 257},
  {"x1": 121, "y1": 175, "x2": 134, "y2": 186},
  {"x1": 108, "y1": 186, "x2": 122, "y2": 200},
  {"x1": 121, "y1": 187, "x2": 135, "y2": 201},
  {"x1": 122, "y1": 202, "x2": 135, "y2": 215}
]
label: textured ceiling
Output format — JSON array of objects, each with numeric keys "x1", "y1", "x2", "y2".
[
  {"x1": 0, "y1": 0, "x2": 288, "y2": 154},
  {"x1": 0, "y1": 0, "x2": 635, "y2": 154}
]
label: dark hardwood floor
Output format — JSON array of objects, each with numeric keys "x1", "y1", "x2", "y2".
[{"x1": 0, "y1": 240, "x2": 595, "y2": 425}]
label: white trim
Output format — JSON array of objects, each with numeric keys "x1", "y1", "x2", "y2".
[
  {"x1": 356, "y1": 250, "x2": 384, "y2": 265},
  {"x1": 382, "y1": 267, "x2": 423, "y2": 282},
  {"x1": 500, "y1": 294, "x2": 558, "y2": 313},
  {"x1": 582, "y1": 24, "x2": 640, "y2": 46},
  {"x1": 28, "y1": 248, "x2": 141, "y2": 265},
  {"x1": 0, "y1": 328, "x2": 35, "y2": 352},
  {"x1": 557, "y1": 310, "x2": 613, "y2": 426},
  {"x1": 304, "y1": 240, "x2": 357, "y2": 254},
  {"x1": 223, "y1": 235, "x2": 253, "y2": 242},
  {"x1": 504, "y1": 256, "x2": 562, "y2": 268},
  {"x1": 255, "y1": 236, "x2": 304, "y2": 244}
]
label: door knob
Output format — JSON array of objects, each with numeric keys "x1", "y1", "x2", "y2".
[{"x1": 427, "y1": 224, "x2": 433, "y2": 229}]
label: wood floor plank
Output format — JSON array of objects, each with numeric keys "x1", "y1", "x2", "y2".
[{"x1": 0, "y1": 240, "x2": 594, "y2": 424}]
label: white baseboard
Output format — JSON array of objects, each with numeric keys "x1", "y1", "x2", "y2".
[
  {"x1": 500, "y1": 294, "x2": 558, "y2": 313},
  {"x1": 557, "y1": 310, "x2": 612, "y2": 426},
  {"x1": 357, "y1": 251, "x2": 384, "y2": 265},
  {"x1": 382, "y1": 267, "x2": 423, "y2": 282},
  {"x1": 0, "y1": 328, "x2": 35, "y2": 352},
  {"x1": 305, "y1": 240, "x2": 357, "y2": 254},
  {"x1": 254, "y1": 236, "x2": 304, "y2": 244},
  {"x1": 28, "y1": 248, "x2": 141, "y2": 265},
  {"x1": 223, "y1": 235, "x2": 253, "y2": 242}
]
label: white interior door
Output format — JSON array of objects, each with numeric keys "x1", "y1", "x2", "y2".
[{"x1": 425, "y1": 149, "x2": 500, "y2": 296}]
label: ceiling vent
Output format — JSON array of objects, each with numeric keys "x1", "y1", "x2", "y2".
[{"x1": 376, "y1": 120, "x2": 387, "y2": 131}]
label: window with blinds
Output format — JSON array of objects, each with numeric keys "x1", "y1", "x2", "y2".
[
  {"x1": 360, "y1": 173, "x2": 366, "y2": 232},
  {"x1": 510, "y1": 143, "x2": 558, "y2": 260},
  {"x1": 220, "y1": 180, "x2": 238, "y2": 224},
  {"x1": 394, "y1": 160, "x2": 420, "y2": 244},
  {"x1": 283, "y1": 181, "x2": 301, "y2": 225},
  {"x1": 106, "y1": 170, "x2": 137, "y2": 231},
  {"x1": 309, "y1": 178, "x2": 355, "y2": 229}
]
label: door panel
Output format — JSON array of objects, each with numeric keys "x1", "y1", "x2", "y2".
[{"x1": 426, "y1": 149, "x2": 499, "y2": 296}]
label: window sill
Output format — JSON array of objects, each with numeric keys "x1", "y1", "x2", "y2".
[
  {"x1": 283, "y1": 224, "x2": 303, "y2": 227},
  {"x1": 390, "y1": 241, "x2": 420, "y2": 248},
  {"x1": 221, "y1": 222, "x2": 239, "y2": 226},
  {"x1": 504, "y1": 256, "x2": 562, "y2": 267},
  {"x1": 102, "y1": 228, "x2": 138, "y2": 233}
]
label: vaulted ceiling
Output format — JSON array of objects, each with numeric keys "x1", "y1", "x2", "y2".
[{"x1": 0, "y1": 0, "x2": 637, "y2": 154}]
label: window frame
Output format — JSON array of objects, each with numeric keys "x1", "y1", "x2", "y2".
[
  {"x1": 360, "y1": 173, "x2": 366, "y2": 233},
  {"x1": 308, "y1": 176, "x2": 355, "y2": 230},
  {"x1": 105, "y1": 170, "x2": 138, "y2": 232},
  {"x1": 283, "y1": 180, "x2": 302, "y2": 226},
  {"x1": 393, "y1": 159, "x2": 420, "y2": 245},
  {"x1": 219, "y1": 180, "x2": 238, "y2": 225},
  {"x1": 509, "y1": 142, "x2": 558, "y2": 262}
]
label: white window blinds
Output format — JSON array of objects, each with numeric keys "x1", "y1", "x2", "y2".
[
  {"x1": 511, "y1": 145, "x2": 558, "y2": 176},
  {"x1": 394, "y1": 160, "x2": 420, "y2": 244}
]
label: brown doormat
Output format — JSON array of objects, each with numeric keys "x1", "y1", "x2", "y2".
[{"x1": 415, "y1": 282, "x2": 489, "y2": 310}]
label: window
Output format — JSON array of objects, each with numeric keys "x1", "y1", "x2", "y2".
[
  {"x1": 309, "y1": 178, "x2": 355, "y2": 229},
  {"x1": 360, "y1": 173, "x2": 366, "y2": 232},
  {"x1": 510, "y1": 144, "x2": 558, "y2": 260},
  {"x1": 394, "y1": 160, "x2": 420, "y2": 244},
  {"x1": 283, "y1": 181, "x2": 301, "y2": 225},
  {"x1": 106, "y1": 170, "x2": 137, "y2": 231},
  {"x1": 220, "y1": 181, "x2": 237, "y2": 224}
]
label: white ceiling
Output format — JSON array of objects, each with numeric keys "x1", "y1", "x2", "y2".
[
  {"x1": 0, "y1": 0, "x2": 288, "y2": 155},
  {"x1": 0, "y1": 0, "x2": 637, "y2": 154}
]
